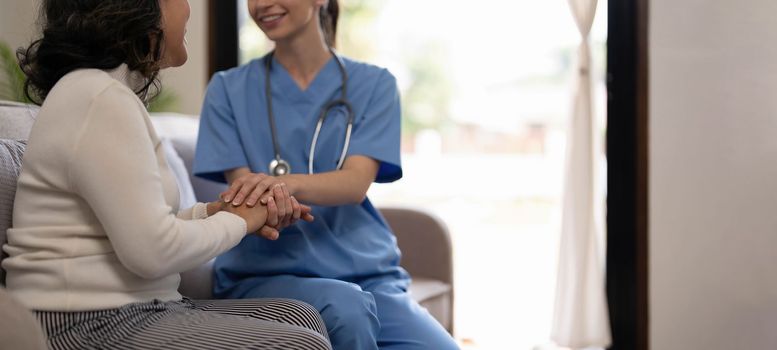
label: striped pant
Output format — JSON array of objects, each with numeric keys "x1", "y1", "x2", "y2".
[{"x1": 35, "y1": 298, "x2": 332, "y2": 350}]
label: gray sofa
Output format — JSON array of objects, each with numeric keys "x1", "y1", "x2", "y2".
[{"x1": 0, "y1": 100, "x2": 453, "y2": 348}]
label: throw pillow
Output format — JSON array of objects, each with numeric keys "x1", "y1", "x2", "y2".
[{"x1": 160, "y1": 138, "x2": 197, "y2": 210}]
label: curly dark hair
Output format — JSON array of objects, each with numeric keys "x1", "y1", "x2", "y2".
[{"x1": 18, "y1": 0, "x2": 166, "y2": 105}]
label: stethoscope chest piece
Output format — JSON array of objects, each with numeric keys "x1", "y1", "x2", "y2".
[{"x1": 269, "y1": 158, "x2": 291, "y2": 176}]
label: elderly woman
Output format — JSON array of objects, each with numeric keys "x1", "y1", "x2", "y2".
[{"x1": 2, "y1": 1, "x2": 331, "y2": 349}]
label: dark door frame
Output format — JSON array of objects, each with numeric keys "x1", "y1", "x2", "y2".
[
  {"x1": 606, "y1": 0, "x2": 649, "y2": 349},
  {"x1": 207, "y1": 0, "x2": 239, "y2": 77},
  {"x1": 207, "y1": 1, "x2": 651, "y2": 349}
]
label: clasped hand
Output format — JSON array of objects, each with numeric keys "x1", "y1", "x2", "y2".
[{"x1": 221, "y1": 172, "x2": 312, "y2": 240}]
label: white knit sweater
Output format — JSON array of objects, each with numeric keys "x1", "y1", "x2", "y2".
[{"x1": 2, "y1": 66, "x2": 247, "y2": 311}]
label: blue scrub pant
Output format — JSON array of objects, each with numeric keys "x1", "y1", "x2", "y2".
[{"x1": 220, "y1": 275, "x2": 459, "y2": 350}]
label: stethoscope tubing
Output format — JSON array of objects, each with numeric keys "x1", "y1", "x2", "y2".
[{"x1": 264, "y1": 48, "x2": 355, "y2": 176}]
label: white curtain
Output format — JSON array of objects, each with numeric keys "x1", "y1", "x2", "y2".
[{"x1": 550, "y1": 0, "x2": 611, "y2": 348}]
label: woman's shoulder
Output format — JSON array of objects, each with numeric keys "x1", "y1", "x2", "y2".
[
  {"x1": 41, "y1": 68, "x2": 142, "y2": 124},
  {"x1": 48, "y1": 69, "x2": 128, "y2": 102},
  {"x1": 30, "y1": 68, "x2": 147, "y2": 156}
]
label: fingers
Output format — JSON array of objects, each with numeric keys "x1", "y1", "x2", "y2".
[
  {"x1": 271, "y1": 197, "x2": 311, "y2": 231},
  {"x1": 256, "y1": 225, "x2": 279, "y2": 240},
  {"x1": 259, "y1": 192, "x2": 273, "y2": 205},
  {"x1": 301, "y1": 212, "x2": 315, "y2": 222},
  {"x1": 266, "y1": 196, "x2": 279, "y2": 227},
  {"x1": 299, "y1": 204, "x2": 315, "y2": 222},
  {"x1": 278, "y1": 196, "x2": 300, "y2": 229},
  {"x1": 258, "y1": 177, "x2": 281, "y2": 204},
  {"x1": 220, "y1": 183, "x2": 240, "y2": 203},
  {"x1": 281, "y1": 184, "x2": 293, "y2": 226},
  {"x1": 290, "y1": 197, "x2": 302, "y2": 222},
  {"x1": 222, "y1": 173, "x2": 256, "y2": 202},
  {"x1": 222, "y1": 177, "x2": 243, "y2": 204},
  {"x1": 273, "y1": 185, "x2": 288, "y2": 224},
  {"x1": 245, "y1": 185, "x2": 266, "y2": 207},
  {"x1": 229, "y1": 173, "x2": 268, "y2": 206}
]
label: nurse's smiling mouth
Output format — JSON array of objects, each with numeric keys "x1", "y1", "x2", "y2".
[{"x1": 259, "y1": 13, "x2": 286, "y2": 28}]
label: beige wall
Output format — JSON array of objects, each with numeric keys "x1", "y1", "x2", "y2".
[
  {"x1": 650, "y1": 1, "x2": 777, "y2": 349},
  {"x1": 161, "y1": 0, "x2": 209, "y2": 116},
  {"x1": 0, "y1": 1, "x2": 38, "y2": 53},
  {"x1": 0, "y1": 0, "x2": 209, "y2": 115}
]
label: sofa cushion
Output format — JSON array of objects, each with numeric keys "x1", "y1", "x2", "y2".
[
  {"x1": 409, "y1": 277, "x2": 453, "y2": 332},
  {"x1": 150, "y1": 114, "x2": 227, "y2": 202},
  {"x1": 160, "y1": 138, "x2": 197, "y2": 210},
  {"x1": 408, "y1": 277, "x2": 451, "y2": 303},
  {"x1": 0, "y1": 101, "x2": 37, "y2": 140},
  {"x1": 0, "y1": 139, "x2": 26, "y2": 286},
  {"x1": 178, "y1": 258, "x2": 215, "y2": 300}
]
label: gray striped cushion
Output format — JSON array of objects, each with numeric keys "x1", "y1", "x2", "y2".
[{"x1": 0, "y1": 139, "x2": 25, "y2": 286}]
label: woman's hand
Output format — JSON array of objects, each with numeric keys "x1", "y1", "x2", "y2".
[{"x1": 219, "y1": 201, "x2": 269, "y2": 236}]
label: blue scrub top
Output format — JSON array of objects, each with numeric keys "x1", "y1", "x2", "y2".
[{"x1": 193, "y1": 54, "x2": 409, "y2": 292}]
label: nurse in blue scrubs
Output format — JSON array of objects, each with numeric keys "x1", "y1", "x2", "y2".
[{"x1": 193, "y1": 0, "x2": 458, "y2": 349}]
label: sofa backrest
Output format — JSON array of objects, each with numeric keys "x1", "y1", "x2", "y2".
[
  {"x1": 0, "y1": 140, "x2": 25, "y2": 286},
  {"x1": 149, "y1": 114, "x2": 228, "y2": 202},
  {"x1": 0, "y1": 101, "x2": 37, "y2": 286},
  {"x1": 0, "y1": 101, "x2": 37, "y2": 140}
]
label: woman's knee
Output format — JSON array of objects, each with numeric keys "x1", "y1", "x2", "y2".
[
  {"x1": 247, "y1": 326, "x2": 332, "y2": 350},
  {"x1": 267, "y1": 298, "x2": 329, "y2": 336},
  {"x1": 286, "y1": 328, "x2": 332, "y2": 350}
]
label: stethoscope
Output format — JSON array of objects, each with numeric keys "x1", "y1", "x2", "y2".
[{"x1": 264, "y1": 48, "x2": 354, "y2": 176}]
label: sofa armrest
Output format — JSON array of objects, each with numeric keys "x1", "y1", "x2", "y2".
[
  {"x1": 379, "y1": 207, "x2": 454, "y2": 332},
  {"x1": 379, "y1": 207, "x2": 453, "y2": 286},
  {"x1": 409, "y1": 278, "x2": 453, "y2": 333}
]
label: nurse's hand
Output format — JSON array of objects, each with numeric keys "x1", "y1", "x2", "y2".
[
  {"x1": 255, "y1": 196, "x2": 315, "y2": 240},
  {"x1": 223, "y1": 173, "x2": 293, "y2": 205},
  {"x1": 222, "y1": 173, "x2": 296, "y2": 224},
  {"x1": 273, "y1": 195, "x2": 315, "y2": 225}
]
